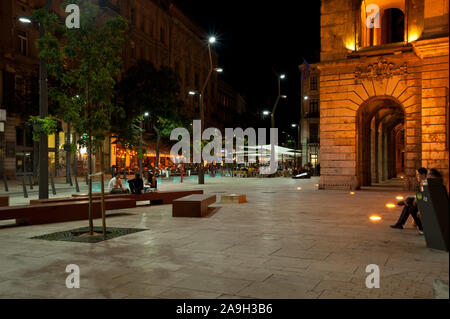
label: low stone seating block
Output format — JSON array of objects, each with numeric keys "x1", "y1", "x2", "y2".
[
  {"x1": 0, "y1": 198, "x2": 136, "y2": 225},
  {"x1": 221, "y1": 193, "x2": 247, "y2": 204},
  {"x1": 172, "y1": 194, "x2": 217, "y2": 217},
  {"x1": 72, "y1": 190, "x2": 204, "y2": 205},
  {"x1": 0, "y1": 195, "x2": 9, "y2": 207}
]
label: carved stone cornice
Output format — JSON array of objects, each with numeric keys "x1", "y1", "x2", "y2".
[{"x1": 354, "y1": 57, "x2": 408, "y2": 80}]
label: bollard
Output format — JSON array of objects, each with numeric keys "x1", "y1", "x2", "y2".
[
  {"x1": 50, "y1": 174, "x2": 56, "y2": 195},
  {"x1": 2, "y1": 175, "x2": 8, "y2": 192},
  {"x1": 85, "y1": 174, "x2": 89, "y2": 185},
  {"x1": 74, "y1": 175, "x2": 80, "y2": 193},
  {"x1": 22, "y1": 176, "x2": 28, "y2": 198},
  {"x1": 28, "y1": 175, "x2": 33, "y2": 190}
]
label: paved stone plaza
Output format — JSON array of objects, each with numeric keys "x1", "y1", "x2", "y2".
[{"x1": 0, "y1": 177, "x2": 448, "y2": 299}]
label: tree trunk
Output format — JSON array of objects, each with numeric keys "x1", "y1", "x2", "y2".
[
  {"x1": 100, "y1": 142, "x2": 106, "y2": 236},
  {"x1": 154, "y1": 126, "x2": 161, "y2": 169},
  {"x1": 66, "y1": 123, "x2": 71, "y2": 183},
  {"x1": 139, "y1": 120, "x2": 143, "y2": 177},
  {"x1": 72, "y1": 132, "x2": 79, "y2": 192},
  {"x1": 87, "y1": 84, "x2": 94, "y2": 235},
  {"x1": 88, "y1": 132, "x2": 93, "y2": 235}
]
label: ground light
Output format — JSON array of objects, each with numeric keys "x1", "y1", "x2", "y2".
[
  {"x1": 370, "y1": 215, "x2": 382, "y2": 222},
  {"x1": 386, "y1": 203, "x2": 396, "y2": 208},
  {"x1": 396, "y1": 196, "x2": 404, "y2": 200}
]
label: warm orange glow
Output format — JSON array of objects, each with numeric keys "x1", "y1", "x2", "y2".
[
  {"x1": 386, "y1": 203, "x2": 396, "y2": 208},
  {"x1": 350, "y1": 191, "x2": 355, "y2": 195},
  {"x1": 370, "y1": 215, "x2": 382, "y2": 222},
  {"x1": 345, "y1": 39, "x2": 356, "y2": 51},
  {"x1": 297, "y1": 187, "x2": 302, "y2": 190},
  {"x1": 315, "y1": 184, "x2": 319, "y2": 187},
  {"x1": 396, "y1": 196, "x2": 404, "y2": 200},
  {"x1": 408, "y1": 32, "x2": 419, "y2": 43}
]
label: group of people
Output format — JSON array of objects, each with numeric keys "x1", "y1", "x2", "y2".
[
  {"x1": 107, "y1": 170, "x2": 158, "y2": 195},
  {"x1": 390, "y1": 167, "x2": 443, "y2": 235}
]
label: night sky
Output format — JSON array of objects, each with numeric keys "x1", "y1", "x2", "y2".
[{"x1": 174, "y1": 0, "x2": 321, "y2": 136}]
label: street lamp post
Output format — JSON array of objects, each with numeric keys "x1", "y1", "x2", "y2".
[
  {"x1": 291, "y1": 123, "x2": 300, "y2": 169},
  {"x1": 139, "y1": 112, "x2": 149, "y2": 178},
  {"x1": 271, "y1": 73, "x2": 286, "y2": 128},
  {"x1": 19, "y1": 0, "x2": 53, "y2": 199},
  {"x1": 197, "y1": 36, "x2": 217, "y2": 185}
]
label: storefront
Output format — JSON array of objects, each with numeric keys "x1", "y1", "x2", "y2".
[{"x1": 110, "y1": 140, "x2": 176, "y2": 173}]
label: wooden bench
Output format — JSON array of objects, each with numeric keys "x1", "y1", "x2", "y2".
[
  {"x1": 0, "y1": 198, "x2": 136, "y2": 226},
  {"x1": 0, "y1": 196, "x2": 9, "y2": 207},
  {"x1": 72, "y1": 190, "x2": 204, "y2": 205},
  {"x1": 172, "y1": 194, "x2": 216, "y2": 217}
]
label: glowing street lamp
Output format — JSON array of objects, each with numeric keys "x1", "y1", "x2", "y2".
[
  {"x1": 263, "y1": 110, "x2": 270, "y2": 116},
  {"x1": 271, "y1": 72, "x2": 288, "y2": 128},
  {"x1": 209, "y1": 36, "x2": 216, "y2": 44},
  {"x1": 19, "y1": 17, "x2": 33, "y2": 24},
  {"x1": 215, "y1": 68, "x2": 223, "y2": 73}
]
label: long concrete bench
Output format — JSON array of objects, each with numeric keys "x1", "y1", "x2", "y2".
[
  {"x1": 72, "y1": 190, "x2": 204, "y2": 205},
  {"x1": 172, "y1": 194, "x2": 216, "y2": 217},
  {"x1": 0, "y1": 198, "x2": 136, "y2": 225}
]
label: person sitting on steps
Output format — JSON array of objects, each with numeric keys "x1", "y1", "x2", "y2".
[{"x1": 390, "y1": 167, "x2": 427, "y2": 234}]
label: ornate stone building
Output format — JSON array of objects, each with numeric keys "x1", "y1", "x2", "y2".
[
  {"x1": 319, "y1": 0, "x2": 449, "y2": 190},
  {"x1": 299, "y1": 63, "x2": 320, "y2": 171}
]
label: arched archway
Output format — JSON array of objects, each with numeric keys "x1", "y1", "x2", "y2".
[{"x1": 356, "y1": 96, "x2": 405, "y2": 187}]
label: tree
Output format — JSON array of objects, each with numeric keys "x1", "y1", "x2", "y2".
[
  {"x1": 34, "y1": 0, "x2": 127, "y2": 236},
  {"x1": 116, "y1": 60, "x2": 184, "y2": 170}
]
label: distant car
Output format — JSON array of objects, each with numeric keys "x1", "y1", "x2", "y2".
[{"x1": 292, "y1": 172, "x2": 311, "y2": 179}]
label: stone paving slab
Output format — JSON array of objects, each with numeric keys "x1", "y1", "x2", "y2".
[{"x1": 0, "y1": 177, "x2": 448, "y2": 299}]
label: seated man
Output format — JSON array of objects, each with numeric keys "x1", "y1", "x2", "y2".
[
  {"x1": 390, "y1": 167, "x2": 427, "y2": 233},
  {"x1": 128, "y1": 173, "x2": 144, "y2": 195},
  {"x1": 109, "y1": 173, "x2": 129, "y2": 194}
]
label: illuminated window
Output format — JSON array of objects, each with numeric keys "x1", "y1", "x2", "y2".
[
  {"x1": 359, "y1": 0, "x2": 406, "y2": 48},
  {"x1": 59, "y1": 132, "x2": 65, "y2": 150},
  {"x1": 48, "y1": 134, "x2": 55, "y2": 148}
]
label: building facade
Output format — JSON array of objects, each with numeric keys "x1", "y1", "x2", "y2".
[
  {"x1": 299, "y1": 63, "x2": 320, "y2": 172},
  {"x1": 0, "y1": 0, "x2": 233, "y2": 178},
  {"x1": 319, "y1": 0, "x2": 449, "y2": 190},
  {"x1": 216, "y1": 80, "x2": 248, "y2": 131}
]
